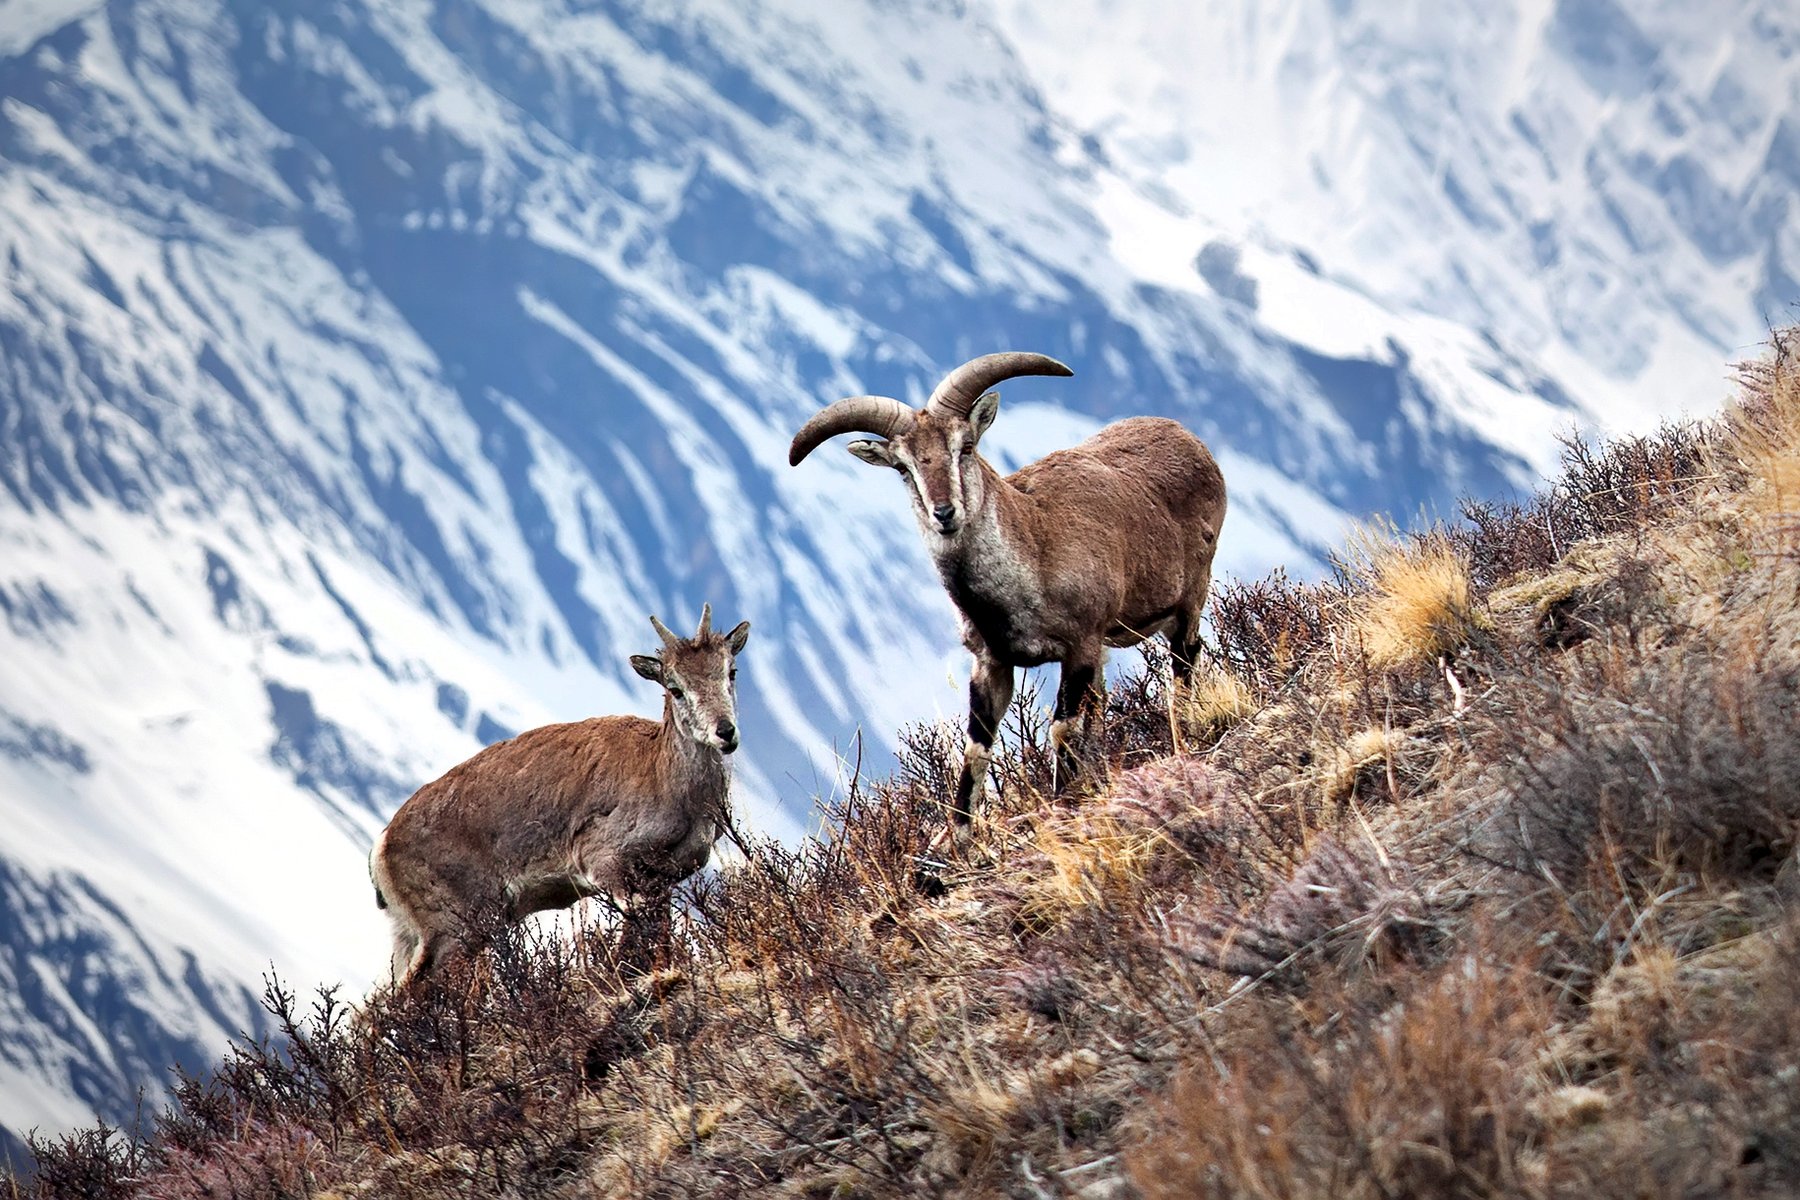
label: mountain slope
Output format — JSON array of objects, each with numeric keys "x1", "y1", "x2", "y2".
[{"x1": 13, "y1": 327, "x2": 1797, "y2": 1200}]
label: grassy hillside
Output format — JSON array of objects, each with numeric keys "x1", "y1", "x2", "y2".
[{"x1": 13, "y1": 333, "x2": 1800, "y2": 1200}]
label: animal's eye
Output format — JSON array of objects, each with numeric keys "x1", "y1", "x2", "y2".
[{"x1": 669, "y1": 686, "x2": 686, "y2": 700}]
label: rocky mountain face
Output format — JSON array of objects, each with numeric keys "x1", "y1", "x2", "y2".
[{"x1": 0, "y1": 0, "x2": 1787, "y2": 1156}]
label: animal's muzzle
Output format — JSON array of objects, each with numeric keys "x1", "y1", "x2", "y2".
[
  {"x1": 715, "y1": 718, "x2": 739, "y2": 753},
  {"x1": 932, "y1": 502, "x2": 958, "y2": 533}
]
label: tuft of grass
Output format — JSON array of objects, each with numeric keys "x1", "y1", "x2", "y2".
[
  {"x1": 922, "y1": 1073, "x2": 1021, "y2": 1173},
  {"x1": 1171, "y1": 664, "x2": 1256, "y2": 749},
  {"x1": 1313, "y1": 726, "x2": 1402, "y2": 806},
  {"x1": 1341, "y1": 523, "x2": 1483, "y2": 670},
  {"x1": 1015, "y1": 810, "x2": 1163, "y2": 934},
  {"x1": 1728, "y1": 327, "x2": 1800, "y2": 542}
]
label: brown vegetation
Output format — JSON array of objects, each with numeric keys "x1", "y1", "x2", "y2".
[{"x1": 10, "y1": 334, "x2": 1800, "y2": 1199}]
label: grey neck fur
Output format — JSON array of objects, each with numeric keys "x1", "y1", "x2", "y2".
[
  {"x1": 659, "y1": 695, "x2": 731, "y2": 788},
  {"x1": 921, "y1": 457, "x2": 1045, "y2": 646}
]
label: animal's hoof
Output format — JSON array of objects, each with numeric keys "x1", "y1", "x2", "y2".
[
  {"x1": 913, "y1": 821, "x2": 972, "y2": 894},
  {"x1": 1051, "y1": 764, "x2": 1106, "y2": 802},
  {"x1": 933, "y1": 819, "x2": 978, "y2": 855},
  {"x1": 911, "y1": 860, "x2": 950, "y2": 897},
  {"x1": 912, "y1": 820, "x2": 1001, "y2": 893}
]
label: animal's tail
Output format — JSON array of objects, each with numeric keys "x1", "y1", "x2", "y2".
[{"x1": 369, "y1": 830, "x2": 391, "y2": 909}]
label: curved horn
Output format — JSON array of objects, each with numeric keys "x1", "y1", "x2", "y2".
[
  {"x1": 787, "y1": 395, "x2": 916, "y2": 466},
  {"x1": 649, "y1": 614, "x2": 680, "y2": 650},
  {"x1": 924, "y1": 352, "x2": 1073, "y2": 421},
  {"x1": 696, "y1": 603, "x2": 712, "y2": 640}
]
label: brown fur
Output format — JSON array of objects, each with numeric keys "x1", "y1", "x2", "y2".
[
  {"x1": 369, "y1": 617, "x2": 748, "y2": 987},
  {"x1": 944, "y1": 416, "x2": 1225, "y2": 662}
]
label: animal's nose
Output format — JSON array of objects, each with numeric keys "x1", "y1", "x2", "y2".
[
  {"x1": 715, "y1": 718, "x2": 738, "y2": 750},
  {"x1": 932, "y1": 502, "x2": 956, "y2": 527}
]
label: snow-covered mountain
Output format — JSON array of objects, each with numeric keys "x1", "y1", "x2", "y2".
[
  {"x1": 0, "y1": 0, "x2": 1790, "y2": 1158},
  {"x1": 992, "y1": 0, "x2": 1800, "y2": 428}
]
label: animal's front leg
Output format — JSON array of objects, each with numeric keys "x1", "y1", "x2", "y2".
[
  {"x1": 1052, "y1": 646, "x2": 1103, "y2": 794},
  {"x1": 952, "y1": 652, "x2": 1015, "y2": 827},
  {"x1": 617, "y1": 886, "x2": 674, "y2": 977}
]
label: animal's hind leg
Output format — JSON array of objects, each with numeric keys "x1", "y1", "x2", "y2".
[
  {"x1": 1052, "y1": 645, "x2": 1103, "y2": 795},
  {"x1": 404, "y1": 930, "x2": 457, "y2": 989},
  {"x1": 1166, "y1": 564, "x2": 1224, "y2": 752},
  {"x1": 1168, "y1": 605, "x2": 1209, "y2": 753},
  {"x1": 385, "y1": 910, "x2": 453, "y2": 991},
  {"x1": 1171, "y1": 605, "x2": 1207, "y2": 684}
]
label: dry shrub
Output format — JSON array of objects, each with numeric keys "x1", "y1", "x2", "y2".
[
  {"x1": 1172, "y1": 834, "x2": 1442, "y2": 986},
  {"x1": 1341, "y1": 523, "x2": 1482, "y2": 670},
  {"x1": 1462, "y1": 627, "x2": 1800, "y2": 907},
  {"x1": 1095, "y1": 644, "x2": 1182, "y2": 769},
  {"x1": 1130, "y1": 952, "x2": 1548, "y2": 1200},
  {"x1": 1460, "y1": 493, "x2": 1563, "y2": 592},
  {"x1": 1552, "y1": 424, "x2": 1712, "y2": 542},
  {"x1": 137, "y1": 1122, "x2": 334, "y2": 1200},
  {"x1": 1206, "y1": 569, "x2": 1339, "y2": 694},
  {"x1": 1460, "y1": 421, "x2": 1712, "y2": 593},
  {"x1": 22, "y1": 1125, "x2": 149, "y2": 1200}
]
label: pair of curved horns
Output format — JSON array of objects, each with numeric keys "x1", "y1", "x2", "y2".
[
  {"x1": 787, "y1": 352, "x2": 1073, "y2": 465},
  {"x1": 650, "y1": 603, "x2": 712, "y2": 648}
]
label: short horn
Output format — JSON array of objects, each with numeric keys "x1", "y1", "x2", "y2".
[
  {"x1": 696, "y1": 603, "x2": 712, "y2": 639},
  {"x1": 788, "y1": 395, "x2": 916, "y2": 466},
  {"x1": 924, "y1": 352, "x2": 1073, "y2": 421},
  {"x1": 649, "y1": 614, "x2": 680, "y2": 649}
]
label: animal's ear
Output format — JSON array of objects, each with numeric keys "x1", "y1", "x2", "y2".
[
  {"x1": 846, "y1": 439, "x2": 896, "y2": 468},
  {"x1": 629, "y1": 654, "x2": 664, "y2": 683},
  {"x1": 725, "y1": 620, "x2": 751, "y2": 654},
  {"x1": 967, "y1": 391, "x2": 1000, "y2": 444}
]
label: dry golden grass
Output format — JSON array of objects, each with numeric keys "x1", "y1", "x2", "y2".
[
  {"x1": 1729, "y1": 329, "x2": 1800, "y2": 538},
  {"x1": 1171, "y1": 664, "x2": 1256, "y2": 748},
  {"x1": 1312, "y1": 726, "x2": 1402, "y2": 806},
  {"x1": 1341, "y1": 522, "x2": 1483, "y2": 670},
  {"x1": 922, "y1": 1072, "x2": 1021, "y2": 1171},
  {"x1": 1014, "y1": 809, "x2": 1164, "y2": 933}
]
